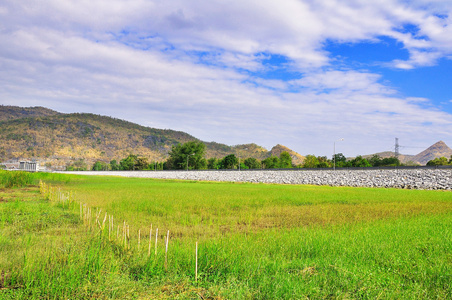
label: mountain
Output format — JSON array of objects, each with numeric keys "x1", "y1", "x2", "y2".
[
  {"x1": 363, "y1": 141, "x2": 452, "y2": 165},
  {"x1": 0, "y1": 105, "x2": 60, "y2": 121},
  {"x1": 269, "y1": 144, "x2": 305, "y2": 166},
  {"x1": 411, "y1": 141, "x2": 452, "y2": 165},
  {"x1": 0, "y1": 106, "x2": 303, "y2": 169}
]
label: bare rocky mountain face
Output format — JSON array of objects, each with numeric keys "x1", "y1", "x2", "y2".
[{"x1": 411, "y1": 141, "x2": 452, "y2": 165}]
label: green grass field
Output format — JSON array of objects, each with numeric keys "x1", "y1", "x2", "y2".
[{"x1": 1, "y1": 172, "x2": 451, "y2": 299}]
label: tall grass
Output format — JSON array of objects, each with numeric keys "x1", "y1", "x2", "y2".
[
  {"x1": 0, "y1": 171, "x2": 34, "y2": 188},
  {"x1": 0, "y1": 173, "x2": 451, "y2": 299}
]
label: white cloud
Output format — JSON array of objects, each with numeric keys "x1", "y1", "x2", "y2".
[{"x1": 1, "y1": 0, "x2": 452, "y2": 156}]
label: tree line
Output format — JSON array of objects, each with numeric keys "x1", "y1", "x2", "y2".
[
  {"x1": 426, "y1": 156, "x2": 452, "y2": 166},
  {"x1": 72, "y1": 141, "x2": 413, "y2": 171}
]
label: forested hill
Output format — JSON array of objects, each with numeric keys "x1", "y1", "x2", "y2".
[
  {"x1": 0, "y1": 106, "x2": 295, "y2": 169},
  {"x1": 0, "y1": 105, "x2": 60, "y2": 121}
]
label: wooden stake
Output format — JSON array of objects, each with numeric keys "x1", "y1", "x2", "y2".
[
  {"x1": 148, "y1": 225, "x2": 152, "y2": 257},
  {"x1": 155, "y1": 228, "x2": 158, "y2": 256},
  {"x1": 111, "y1": 215, "x2": 114, "y2": 238},
  {"x1": 88, "y1": 208, "x2": 91, "y2": 229},
  {"x1": 102, "y1": 212, "x2": 107, "y2": 230},
  {"x1": 108, "y1": 215, "x2": 111, "y2": 240},
  {"x1": 195, "y1": 241, "x2": 198, "y2": 282},
  {"x1": 165, "y1": 230, "x2": 170, "y2": 271},
  {"x1": 138, "y1": 229, "x2": 141, "y2": 250},
  {"x1": 127, "y1": 225, "x2": 130, "y2": 249},
  {"x1": 123, "y1": 221, "x2": 127, "y2": 250}
]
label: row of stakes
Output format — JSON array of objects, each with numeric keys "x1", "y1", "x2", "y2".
[{"x1": 39, "y1": 180, "x2": 199, "y2": 281}]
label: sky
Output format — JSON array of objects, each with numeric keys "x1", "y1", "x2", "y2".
[{"x1": 1, "y1": 0, "x2": 452, "y2": 157}]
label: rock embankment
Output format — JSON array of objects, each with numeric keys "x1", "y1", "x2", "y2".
[{"x1": 62, "y1": 169, "x2": 452, "y2": 190}]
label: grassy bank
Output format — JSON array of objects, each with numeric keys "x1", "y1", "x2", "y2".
[{"x1": 0, "y1": 173, "x2": 451, "y2": 299}]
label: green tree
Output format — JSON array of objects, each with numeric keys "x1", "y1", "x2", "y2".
[
  {"x1": 166, "y1": 141, "x2": 207, "y2": 170},
  {"x1": 279, "y1": 152, "x2": 293, "y2": 168},
  {"x1": 207, "y1": 158, "x2": 219, "y2": 169},
  {"x1": 380, "y1": 157, "x2": 400, "y2": 166},
  {"x1": 317, "y1": 156, "x2": 330, "y2": 168},
  {"x1": 369, "y1": 155, "x2": 400, "y2": 167},
  {"x1": 426, "y1": 157, "x2": 449, "y2": 166},
  {"x1": 150, "y1": 161, "x2": 164, "y2": 170},
  {"x1": 302, "y1": 155, "x2": 319, "y2": 168},
  {"x1": 262, "y1": 156, "x2": 279, "y2": 169},
  {"x1": 219, "y1": 154, "x2": 238, "y2": 169},
  {"x1": 244, "y1": 157, "x2": 261, "y2": 169},
  {"x1": 110, "y1": 159, "x2": 120, "y2": 170},
  {"x1": 135, "y1": 157, "x2": 149, "y2": 170},
  {"x1": 120, "y1": 154, "x2": 138, "y2": 170},
  {"x1": 93, "y1": 161, "x2": 110, "y2": 171},
  {"x1": 369, "y1": 155, "x2": 382, "y2": 167},
  {"x1": 332, "y1": 153, "x2": 347, "y2": 168},
  {"x1": 350, "y1": 156, "x2": 371, "y2": 167}
]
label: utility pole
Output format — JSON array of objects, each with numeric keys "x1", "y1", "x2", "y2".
[{"x1": 395, "y1": 138, "x2": 400, "y2": 159}]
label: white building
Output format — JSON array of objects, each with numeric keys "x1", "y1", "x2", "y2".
[{"x1": 19, "y1": 161, "x2": 39, "y2": 172}]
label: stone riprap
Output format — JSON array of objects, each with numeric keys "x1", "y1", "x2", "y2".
[{"x1": 61, "y1": 169, "x2": 452, "y2": 190}]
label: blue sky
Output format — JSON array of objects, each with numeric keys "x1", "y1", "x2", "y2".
[{"x1": 1, "y1": 0, "x2": 452, "y2": 157}]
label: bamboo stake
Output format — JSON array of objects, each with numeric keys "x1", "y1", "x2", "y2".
[
  {"x1": 127, "y1": 225, "x2": 130, "y2": 249},
  {"x1": 83, "y1": 204, "x2": 87, "y2": 226},
  {"x1": 195, "y1": 241, "x2": 198, "y2": 282},
  {"x1": 102, "y1": 212, "x2": 107, "y2": 230},
  {"x1": 138, "y1": 229, "x2": 141, "y2": 250},
  {"x1": 148, "y1": 225, "x2": 152, "y2": 257},
  {"x1": 123, "y1": 221, "x2": 127, "y2": 250},
  {"x1": 165, "y1": 230, "x2": 170, "y2": 271},
  {"x1": 96, "y1": 209, "x2": 102, "y2": 227},
  {"x1": 108, "y1": 215, "x2": 111, "y2": 240},
  {"x1": 88, "y1": 208, "x2": 91, "y2": 229},
  {"x1": 155, "y1": 228, "x2": 158, "y2": 256}
]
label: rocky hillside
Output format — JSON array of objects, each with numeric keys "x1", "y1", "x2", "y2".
[
  {"x1": 0, "y1": 106, "x2": 302, "y2": 169},
  {"x1": 411, "y1": 141, "x2": 452, "y2": 165},
  {"x1": 0, "y1": 105, "x2": 60, "y2": 121},
  {"x1": 269, "y1": 144, "x2": 305, "y2": 165},
  {"x1": 363, "y1": 141, "x2": 452, "y2": 165}
]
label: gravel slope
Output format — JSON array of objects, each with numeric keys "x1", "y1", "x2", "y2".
[{"x1": 60, "y1": 169, "x2": 452, "y2": 190}]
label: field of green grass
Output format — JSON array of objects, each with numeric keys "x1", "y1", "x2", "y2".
[{"x1": 1, "y1": 172, "x2": 451, "y2": 299}]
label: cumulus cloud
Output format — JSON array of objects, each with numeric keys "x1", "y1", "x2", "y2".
[{"x1": 1, "y1": 0, "x2": 452, "y2": 156}]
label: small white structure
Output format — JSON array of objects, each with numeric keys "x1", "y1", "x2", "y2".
[
  {"x1": 2, "y1": 162, "x2": 19, "y2": 170},
  {"x1": 19, "y1": 161, "x2": 39, "y2": 172}
]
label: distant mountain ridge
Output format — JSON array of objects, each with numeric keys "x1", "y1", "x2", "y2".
[
  {"x1": 1, "y1": 106, "x2": 450, "y2": 167},
  {"x1": 364, "y1": 141, "x2": 452, "y2": 165},
  {"x1": 0, "y1": 105, "x2": 61, "y2": 121},
  {"x1": 0, "y1": 106, "x2": 303, "y2": 169},
  {"x1": 411, "y1": 141, "x2": 452, "y2": 165}
]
